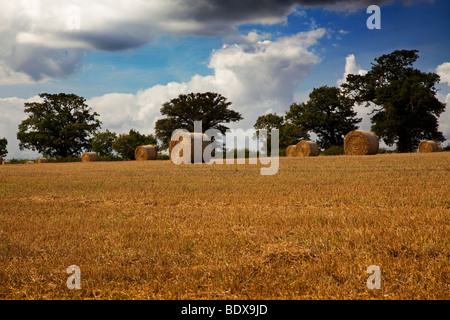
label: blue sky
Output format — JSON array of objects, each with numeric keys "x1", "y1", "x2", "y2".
[{"x1": 0, "y1": 0, "x2": 449, "y2": 158}]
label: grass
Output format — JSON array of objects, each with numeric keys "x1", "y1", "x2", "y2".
[{"x1": 0, "y1": 152, "x2": 449, "y2": 299}]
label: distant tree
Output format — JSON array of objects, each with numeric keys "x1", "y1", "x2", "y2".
[
  {"x1": 17, "y1": 93, "x2": 101, "y2": 158},
  {"x1": 0, "y1": 137, "x2": 7, "y2": 157},
  {"x1": 155, "y1": 92, "x2": 243, "y2": 150},
  {"x1": 341, "y1": 49, "x2": 446, "y2": 152},
  {"x1": 254, "y1": 113, "x2": 309, "y2": 152},
  {"x1": 91, "y1": 130, "x2": 117, "y2": 157},
  {"x1": 112, "y1": 129, "x2": 157, "y2": 160},
  {"x1": 286, "y1": 86, "x2": 361, "y2": 149}
]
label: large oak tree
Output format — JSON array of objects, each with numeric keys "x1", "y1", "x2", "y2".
[
  {"x1": 155, "y1": 92, "x2": 242, "y2": 150},
  {"x1": 341, "y1": 50, "x2": 445, "y2": 152},
  {"x1": 17, "y1": 93, "x2": 101, "y2": 158}
]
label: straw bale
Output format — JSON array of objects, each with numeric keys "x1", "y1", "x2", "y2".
[
  {"x1": 418, "y1": 141, "x2": 439, "y2": 153},
  {"x1": 344, "y1": 131, "x2": 379, "y2": 155},
  {"x1": 294, "y1": 140, "x2": 320, "y2": 157},
  {"x1": 169, "y1": 132, "x2": 210, "y2": 163},
  {"x1": 135, "y1": 145, "x2": 157, "y2": 161},
  {"x1": 81, "y1": 152, "x2": 98, "y2": 162},
  {"x1": 286, "y1": 145, "x2": 296, "y2": 157}
]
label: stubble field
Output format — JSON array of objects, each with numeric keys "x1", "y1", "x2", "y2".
[{"x1": 0, "y1": 152, "x2": 449, "y2": 299}]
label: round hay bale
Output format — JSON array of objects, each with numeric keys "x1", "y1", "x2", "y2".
[
  {"x1": 286, "y1": 145, "x2": 297, "y2": 157},
  {"x1": 36, "y1": 158, "x2": 48, "y2": 164},
  {"x1": 135, "y1": 145, "x2": 157, "y2": 161},
  {"x1": 26, "y1": 161, "x2": 34, "y2": 164},
  {"x1": 294, "y1": 140, "x2": 320, "y2": 157},
  {"x1": 418, "y1": 141, "x2": 439, "y2": 153},
  {"x1": 81, "y1": 152, "x2": 98, "y2": 162},
  {"x1": 344, "y1": 131, "x2": 379, "y2": 155},
  {"x1": 169, "y1": 132, "x2": 211, "y2": 164}
]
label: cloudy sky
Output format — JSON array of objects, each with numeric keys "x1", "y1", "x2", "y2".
[{"x1": 0, "y1": 0, "x2": 449, "y2": 158}]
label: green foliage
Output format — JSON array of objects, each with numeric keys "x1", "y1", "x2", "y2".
[
  {"x1": 0, "y1": 137, "x2": 7, "y2": 157},
  {"x1": 17, "y1": 93, "x2": 101, "y2": 158},
  {"x1": 92, "y1": 130, "x2": 117, "y2": 157},
  {"x1": 322, "y1": 145, "x2": 345, "y2": 156},
  {"x1": 286, "y1": 86, "x2": 361, "y2": 150},
  {"x1": 98, "y1": 155, "x2": 123, "y2": 162},
  {"x1": 157, "y1": 154, "x2": 170, "y2": 160},
  {"x1": 254, "y1": 113, "x2": 309, "y2": 152},
  {"x1": 155, "y1": 92, "x2": 242, "y2": 150},
  {"x1": 112, "y1": 129, "x2": 157, "y2": 160},
  {"x1": 342, "y1": 50, "x2": 445, "y2": 153},
  {"x1": 223, "y1": 148, "x2": 259, "y2": 159},
  {"x1": 8, "y1": 159, "x2": 28, "y2": 164},
  {"x1": 50, "y1": 156, "x2": 82, "y2": 163},
  {"x1": 378, "y1": 148, "x2": 387, "y2": 154}
]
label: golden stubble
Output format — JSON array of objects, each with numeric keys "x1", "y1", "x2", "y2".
[{"x1": 0, "y1": 152, "x2": 448, "y2": 299}]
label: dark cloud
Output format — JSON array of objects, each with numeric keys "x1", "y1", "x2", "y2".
[
  {"x1": 187, "y1": 0, "x2": 403, "y2": 24},
  {"x1": 11, "y1": 45, "x2": 84, "y2": 81},
  {"x1": 70, "y1": 26, "x2": 154, "y2": 51},
  {"x1": 0, "y1": 0, "x2": 431, "y2": 82}
]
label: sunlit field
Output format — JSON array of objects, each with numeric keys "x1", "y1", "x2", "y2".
[{"x1": 0, "y1": 152, "x2": 449, "y2": 299}]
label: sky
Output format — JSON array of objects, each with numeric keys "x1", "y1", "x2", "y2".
[{"x1": 0, "y1": 0, "x2": 449, "y2": 159}]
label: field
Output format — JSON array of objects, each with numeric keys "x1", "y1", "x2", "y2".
[{"x1": 0, "y1": 153, "x2": 449, "y2": 300}]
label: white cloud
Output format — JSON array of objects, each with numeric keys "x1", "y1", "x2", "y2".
[
  {"x1": 87, "y1": 29, "x2": 326, "y2": 136},
  {"x1": 436, "y1": 62, "x2": 450, "y2": 86},
  {"x1": 0, "y1": 96, "x2": 43, "y2": 159},
  {"x1": 336, "y1": 54, "x2": 368, "y2": 86},
  {"x1": 436, "y1": 92, "x2": 450, "y2": 146},
  {"x1": 436, "y1": 63, "x2": 450, "y2": 144}
]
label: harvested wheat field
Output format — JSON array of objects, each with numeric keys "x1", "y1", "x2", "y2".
[{"x1": 0, "y1": 152, "x2": 449, "y2": 300}]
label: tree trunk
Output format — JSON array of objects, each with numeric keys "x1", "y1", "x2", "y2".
[{"x1": 397, "y1": 132, "x2": 408, "y2": 153}]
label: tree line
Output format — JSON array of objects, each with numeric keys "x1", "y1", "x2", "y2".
[{"x1": 1, "y1": 49, "x2": 446, "y2": 160}]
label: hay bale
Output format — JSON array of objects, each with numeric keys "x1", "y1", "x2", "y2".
[
  {"x1": 418, "y1": 141, "x2": 439, "y2": 153},
  {"x1": 81, "y1": 152, "x2": 98, "y2": 162},
  {"x1": 26, "y1": 161, "x2": 34, "y2": 164},
  {"x1": 36, "y1": 158, "x2": 48, "y2": 164},
  {"x1": 135, "y1": 145, "x2": 157, "y2": 161},
  {"x1": 286, "y1": 145, "x2": 297, "y2": 157},
  {"x1": 169, "y1": 132, "x2": 211, "y2": 163},
  {"x1": 344, "y1": 131, "x2": 379, "y2": 155},
  {"x1": 2, "y1": 160, "x2": 10, "y2": 165},
  {"x1": 294, "y1": 140, "x2": 320, "y2": 157}
]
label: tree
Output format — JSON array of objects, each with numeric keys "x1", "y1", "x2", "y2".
[
  {"x1": 341, "y1": 50, "x2": 446, "y2": 152},
  {"x1": 0, "y1": 137, "x2": 7, "y2": 158},
  {"x1": 286, "y1": 86, "x2": 361, "y2": 149},
  {"x1": 17, "y1": 93, "x2": 101, "y2": 158},
  {"x1": 91, "y1": 130, "x2": 117, "y2": 157},
  {"x1": 155, "y1": 92, "x2": 243, "y2": 150},
  {"x1": 112, "y1": 129, "x2": 157, "y2": 160},
  {"x1": 254, "y1": 113, "x2": 309, "y2": 151}
]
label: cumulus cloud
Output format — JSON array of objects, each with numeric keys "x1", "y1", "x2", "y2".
[
  {"x1": 436, "y1": 62, "x2": 450, "y2": 86},
  {"x1": 86, "y1": 29, "x2": 326, "y2": 136},
  {"x1": 436, "y1": 62, "x2": 450, "y2": 144},
  {"x1": 336, "y1": 54, "x2": 368, "y2": 86},
  {"x1": 0, "y1": 96, "x2": 43, "y2": 159}
]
